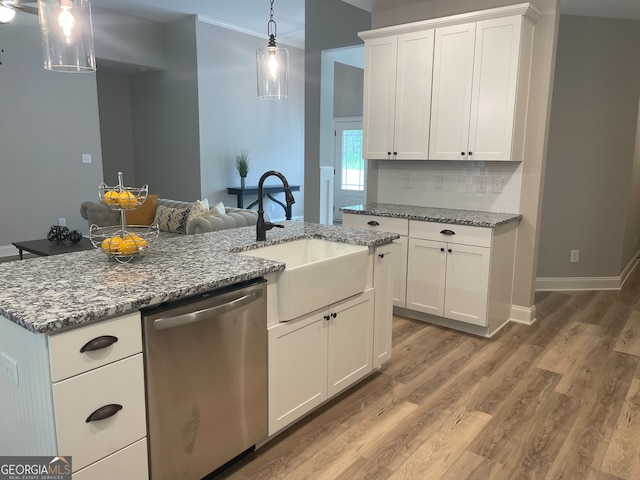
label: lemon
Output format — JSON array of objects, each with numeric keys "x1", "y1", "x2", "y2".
[
  {"x1": 101, "y1": 236, "x2": 123, "y2": 253},
  {"x1": 118, "y1": 190, "x2": 137, "y2": 207},
  {"x1": 127, "y1": 234, "x2": 148, "y2": 248},
  {"x1": 120, "y1": 238, "x2": 139, "y2": 256},
  {"x1": 103, "y1": 190, "x2": 119, "y2": 205}
]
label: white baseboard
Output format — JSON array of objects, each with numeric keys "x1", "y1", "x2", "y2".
[
  {"x1": 510, "y1": 304, "x2": 537, "y2": 325},
  {"x1": 0, "y1": 244, "x2": 18, "y2": 258}
]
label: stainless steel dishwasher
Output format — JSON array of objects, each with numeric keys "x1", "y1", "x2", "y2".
[{"x1": 142, "y1": 278, "x2": 267, "y2": 480}]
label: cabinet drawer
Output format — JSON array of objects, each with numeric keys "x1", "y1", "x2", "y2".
[
  {"x1": 409, "y1": 220, "x2": 492, "y2": 247},
  {"x1": 53, "y1": 354, "x2": 147, "y2": 472},
  {"x1": 73, "y1": 438, "x2": 148, "y2": 480},
  {"x1": 343, "y1": 214, "x2": 409, "y2": 236},
  {"x1": 48, "y1": 312, "x2": 142, "y2": 382}
]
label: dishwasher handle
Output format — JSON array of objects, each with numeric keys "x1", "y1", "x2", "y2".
[{"x1": 153, "y1": 290, "x2": 262, "y2": 330}]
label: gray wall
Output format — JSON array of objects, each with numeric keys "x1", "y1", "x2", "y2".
[
  {"x1": 0, "y1": 16, "x2": 104, "y2": 249},
  {"x1": 195, "y1": 21, "x2": 305, "y2": 219},
  {"x1": 96, "y1": 71, "x2": 135, "y2": 184},
  {"x1": 334, "y1": 62, "x2": 364, "y2": 118},
  {"x1": 538, "y1": 15, "x2": 640, "y2": 278},
  {"x1": 304, "y1": 0, "x2": 371, "y2": 222}
]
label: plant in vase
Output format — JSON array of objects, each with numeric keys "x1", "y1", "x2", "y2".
[{"x1": 235, "y1": 150, "x2": 250, "y2": 189}]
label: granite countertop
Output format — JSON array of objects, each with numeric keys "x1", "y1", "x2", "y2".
[
  {"x1": 0, "y1": 222, "x2": 398, "y2": 334},
  {"x1": 341, "y1": 203, "x2": 522, "y2": 227}
]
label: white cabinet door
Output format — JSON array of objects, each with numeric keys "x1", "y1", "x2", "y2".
[
  {"x1": 392, "y1": 236, "x2": 408, "y2": 308},
  {"x1": 468, "y1": 16, "x2": 523, "y2": 161},
  {"x1": 393, "y1": 30, "x2": 434, "y2": 160},
  {"x1": 429, "y1": 23, "x2": 476, "y2": 160},
  {"x1": 444, "y1": 243, "x2": 491, "y2": 326},
  {"x1": 373, "y1": 244, "x2": 396, "y2": 368},
  {"x1": 363, "y1": 35, "x2": 397, "y2": 159},
  {"x1": 268, "y1": 313, "x2": 328, "y2": 435},
  {"x1": 327, "y1": 291, "x2": 373, "y2": 397},
  {"x1": 406, "y1": 238, "x2": 447, "y2": 316}
]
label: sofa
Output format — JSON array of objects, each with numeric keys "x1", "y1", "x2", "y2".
[{"x1": 80, "y1": 197, "x2": 267, "y2": 236}]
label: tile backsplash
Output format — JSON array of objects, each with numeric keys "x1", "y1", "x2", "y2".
[{"x1": 373, "y1": 160, "x2": 522, "y2": 213}]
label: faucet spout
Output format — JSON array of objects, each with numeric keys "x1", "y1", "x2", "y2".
[{"x1": 256, "y1": 170, "x2": 296, "y2": 242}]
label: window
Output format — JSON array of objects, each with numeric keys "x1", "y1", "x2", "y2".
[{"x1": 340, "y1": 129, "x2": 365, "y2": 191}]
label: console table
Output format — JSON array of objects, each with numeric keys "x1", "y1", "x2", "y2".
[
  {"x1": 227, "y1": 184, "x2": 300, "y2": 219},
  {"x1": 12, "y1": 237, "x2": 94, "y2": 260}
]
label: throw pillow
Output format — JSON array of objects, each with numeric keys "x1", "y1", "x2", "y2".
[
  {"x1": 154, "y1": 205, "x2": 191, "y2": 234},
  {"x1": 186, "y1": 199, "x2": 210, "y2": 230},
  {"x1": 126, "y1": 194, "x2": 159, "y2": 226},
  {"x1": 209, "y1": 201, "x2": 226, "y2": 216}
]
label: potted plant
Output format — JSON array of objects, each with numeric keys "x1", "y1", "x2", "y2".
[{"x1": 235, "y1": 150, "x2": 250, "y2": 189}]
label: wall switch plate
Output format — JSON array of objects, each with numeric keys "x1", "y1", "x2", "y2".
[
  {"x1": 1, "y1": 352, "x2": 19, "y2": 386},
  {"x1": 435, "y1": 176, "x2": 443, "y2": 190},
  {"x1": 492, "y1": 177, "x2": 503, "y2": 193},
  {"x1": 570, "y1": 250, "x2": 580, "y2": 263},
  {"x1": 82, "y1": 154, "x2": 92, "y2": 164},
  {"x1": 58, "y1": 217, "x2": 66, "y2": 226},
  {"x1": 477, "y1": 176, "x2": 487, "y2": 193}
]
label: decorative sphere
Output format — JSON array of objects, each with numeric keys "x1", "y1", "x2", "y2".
[
  {"x1": 68, "y1": 230, "x2": 83, "y2": 244},
  {"x1": 47, "y1": 225, "x2": 69, "y2": 244}
]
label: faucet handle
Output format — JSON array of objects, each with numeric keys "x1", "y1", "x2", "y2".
[{"x1": 264, "y1": 222, "x2": 284, "y2": 231}]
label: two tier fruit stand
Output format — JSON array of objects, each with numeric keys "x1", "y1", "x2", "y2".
[{"x1": 89, "y1": 172, "x2": 159, "y2": 263}]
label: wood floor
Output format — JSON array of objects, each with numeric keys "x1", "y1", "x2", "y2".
[{"x1": 216, "y1": 266, "x2": 640, "y2": 480}]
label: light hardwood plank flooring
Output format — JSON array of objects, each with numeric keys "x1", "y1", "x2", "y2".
[{"x1": 214, "y1": 268, "x2": 640, "y2": 480}]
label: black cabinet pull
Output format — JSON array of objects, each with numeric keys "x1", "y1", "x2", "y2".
[
  {"x1": 387, "y1": 152, "x2": 392, "y2": 156},
  {"x1": 86, "y1": 403, "x2": 123, "y2": 423},
  {"x1": 378, "y1": 253, "x2": 385, "y2": 259},
  {"x1": 80, "y1": 335, "x2": 118, "y2": 353},
  {"x1": 331, "y1": 312, "x2": 337, "y2": 319},
  {"x1": 448, "y1": 248, "x2": 452, "y2": 253},
  {"x1": 440, "y1": 229, "x2": 455, "y2": 236},
  {"x1": 324, "y1": 315, "x2": 330, "y2": 321},
  {"x1": 440, "y1": 247, "x2": 445, "y2": 252},
  {"x1": 468, "y1": 151, "x2": 473, "y2": 156},
  {"x1": 461, "y1": 152, "x2": 466, "y2": 156},
  {"x1": 367, "y1": 220, "x2": 380, "y2": 226},
  {"x1": 393, "y1": 152, "x2": 398, "y2": 156}
]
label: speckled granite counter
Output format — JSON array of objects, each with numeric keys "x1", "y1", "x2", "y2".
[
  {"x1": 341, "y1": 203, "x2": 521, "y2": 227},
  {"x1": 0, "y1": 222, "x2": 398, "y2": 334}
]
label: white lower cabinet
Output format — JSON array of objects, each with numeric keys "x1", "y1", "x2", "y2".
[
  {"x1": 407, "y1": 238, "x2": 490, "y2": 326},
  {"x1": 268, "y1": 289, "x2": 374, "y2": 435},
  {"x1": 72, "y1": 438, "x2": 148, "y2": 480}
]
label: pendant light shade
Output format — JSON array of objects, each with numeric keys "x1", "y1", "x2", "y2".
[
  {"x1": 0, "y1": 5, "x2": 16, "y2": 24},
  {"x1": 256, "y1": 0, "x2": 288, "y2": 99},
  {"x1": 37, "y1": 0, "x2": 96, "y2": 73}
]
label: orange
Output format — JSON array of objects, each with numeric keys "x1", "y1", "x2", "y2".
[
  {"x1": 118, "y1": 190, "x2": 137, "y2": 207},
  {"x1": 103, "y1": 190, "x2": 119, "y2": 205},
  {"x1": 101, "y1": 236, "x2": 123, "y2": 253}
]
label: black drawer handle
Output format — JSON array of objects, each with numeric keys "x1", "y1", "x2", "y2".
[
  {"x1": 331, "y1": 312, "x2": 338, "y2": 319},
  {"x1": 86, "y1": 403, "x2": 123, "y2": 423},
  {"x1": 440, "y1": 229, "x2": 455, "y2": 236},
  {"x1": 378, "y1": 253, "x2": 385, "y2": 259},
  {"x1": 367, "y1": 221, "x2": 380, "y2": 226},
  {"x1": 80, "y1": 335, "x2": 119, "y2": 353},
  {"x1": 324, "y1": 315, "x2": 330, "y2": 321}
]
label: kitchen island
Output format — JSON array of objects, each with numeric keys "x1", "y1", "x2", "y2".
[{"x1": 0, "y1": 222, "x2": 398, "y2": 479}]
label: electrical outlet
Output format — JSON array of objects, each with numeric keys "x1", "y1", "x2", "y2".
[
  {"x1": 82, "y1": 153, "x2": 92, "y2": 164},
  {"x1": 58, "y1": 217, "x2": 66, "y2": 226},
  {"x1": 404, "y1": 174, "x2": 412, "y2": 189},
  {"x1": 435, "y1": 176, "x2": 443, "y2": 190},
  {"x1": 570, "y1": 250, "x2": 580, "y2": 263},
  {"x1": 477, "y1": 176, "x2": 487, "y2": 193},
  {"x1": 492, "y1": 177, "x2": 503, "y2": 193},
  {"x1": 1, "y1": 352, "x2": 19, "y2": 386}
]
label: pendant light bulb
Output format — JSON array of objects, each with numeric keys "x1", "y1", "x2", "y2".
[
  {"x1": 268, "y1": 51, "x2": 278, "y2": 77},
  {"x1": 58, "y1": 6, "x2": 75, "y2": 42}
]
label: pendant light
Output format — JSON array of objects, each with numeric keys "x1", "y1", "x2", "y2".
[
  {"x1": 256, "y1": 0, "x2": 288, "y2": 99},
  {"x1": 37, "y1": 0, "x2": 95, "y2": 72},
  {"x1": 0, "y1": 4, "x2": 16, "y2": 24}
]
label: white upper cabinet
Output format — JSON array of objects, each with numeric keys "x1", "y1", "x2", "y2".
[
  {"x1": 430, "y1": 15, "x2": 532, "y2": 161},
  {"x1": 360, "y1": 3, "x2": 539, "y2": 162},
  {"x1": 362, "y1": 30, "x2": 434, "y2": 160}
]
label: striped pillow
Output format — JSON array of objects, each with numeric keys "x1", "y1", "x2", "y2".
[{"x1": 154, "y1": 205, "x2": 191, "y2": 234}]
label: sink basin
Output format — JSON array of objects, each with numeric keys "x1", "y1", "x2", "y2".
[{"x1": 240, "y1": 238, "x2": 368, "y2": 321}]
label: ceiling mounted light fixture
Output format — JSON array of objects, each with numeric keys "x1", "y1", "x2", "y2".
[
  {"x1": 37, "y1": 0, "x2": 95, "y2": 72},
  {"x1": 0, "y1": 3, "x2": 16, "y2": 24},
  {"x1": 256, "y1": 0, "x2": 288, "y2": 99}
]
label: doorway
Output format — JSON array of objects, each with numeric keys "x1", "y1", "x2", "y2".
[{"x1": 334, "y1": 117, "x2": 366, "y2": 223}]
